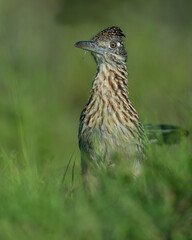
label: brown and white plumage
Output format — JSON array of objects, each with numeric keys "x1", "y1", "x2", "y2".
[
  {"x1": 75, "y1": 26, "x2": 147, "y2": 176},
  {"x1": 74, "y1": 26, "x2": 189, "y2": 180}
]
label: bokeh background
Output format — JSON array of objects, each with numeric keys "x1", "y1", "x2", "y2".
[
  {"x1": 0, "y1": 0, "x2": 192, "y2": 169},
  {"x1": 0, "y1": 0, "x2": 192, "y2": 239}
]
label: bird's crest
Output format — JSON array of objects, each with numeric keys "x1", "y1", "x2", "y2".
[{"x1": 92, "y1": 26, "x2": 126, "y2": 41}]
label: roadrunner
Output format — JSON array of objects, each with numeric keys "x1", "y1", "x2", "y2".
[{"x1": 75, "y1": 26, "x2": 188, "y2": 177}]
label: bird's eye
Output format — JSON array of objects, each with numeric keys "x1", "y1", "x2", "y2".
[
  {"x1": 110, "y1": 41, "x2": 121, "y2": 49},
  {"x1": 110, "y1": 42, "x2": 117, "y2": 48}
]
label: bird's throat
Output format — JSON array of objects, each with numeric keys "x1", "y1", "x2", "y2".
[{"x1": 92, "y1": 63, "x2": 128, "y2": 99}]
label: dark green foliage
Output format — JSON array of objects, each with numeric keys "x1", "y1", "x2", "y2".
[{"x1": 0, "y1": 0, "x2": 191, "y2": 239}]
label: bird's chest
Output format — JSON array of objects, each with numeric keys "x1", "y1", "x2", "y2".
[
  {"x1": 78, "y1": 68, "x2": 142, "y2": 165},
  {"x1": 79, "y1": 100, "x2": 139, "y2": 163},
  {"x1": 80, "y1": 95, "x2": 128, "y2": 138}
]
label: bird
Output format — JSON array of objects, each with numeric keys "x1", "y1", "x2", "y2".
[{"x1": 74, "y1": 26, "x2": 188, "y2": 178}]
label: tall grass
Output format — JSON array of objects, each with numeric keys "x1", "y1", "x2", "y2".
[
  {"x1": 0, "y1": 141, "x2": 191, "y2": 240},
  {"x1": 0, "y1": 0, "x2": 191, "y2": 239}
]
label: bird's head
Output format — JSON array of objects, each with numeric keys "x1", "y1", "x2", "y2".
[{"x1": 75, "y1": 26, "x2": 127, "y2": 66}]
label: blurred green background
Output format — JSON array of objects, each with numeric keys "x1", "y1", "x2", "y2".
[
  {"x1": 0, "y1": 0, "x2": 192, "y2": 239},
  {"x1": 0, "y1": 0, "x2": 191, "y2": 169}
]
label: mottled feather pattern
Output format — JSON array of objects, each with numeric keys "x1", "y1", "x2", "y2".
[
  {"x1": 79, "y1": 63, "x2": 146, "y2": 172},
  {"x1": 75, "y1": 26, "x2": 188, "y2": 178},
  {"x1": 76, "y1": 26, "x2": 147, "y2": 175}
]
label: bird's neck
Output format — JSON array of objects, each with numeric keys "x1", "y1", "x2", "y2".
[
  {"x1": 86, "y1": 62, "x2": 139, "y2": 121},
  {"x1": 91, "y1": 63, "x2": 129, "y2": 98},
  {"x1": 81, "y1": 62, "x2": 140, "y2": 132}
]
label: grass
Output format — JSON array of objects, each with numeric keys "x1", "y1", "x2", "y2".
[
  {"x1": 0, "y1": 142, "x2": 191, "y2": 240},
  {"x1": 0, "y1": 0, "x2": 192, "y2": 239}
]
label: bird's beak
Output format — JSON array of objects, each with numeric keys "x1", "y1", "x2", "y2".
[{"x1": 74, "y1": 41, "x2": 101, "y2": 54}]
